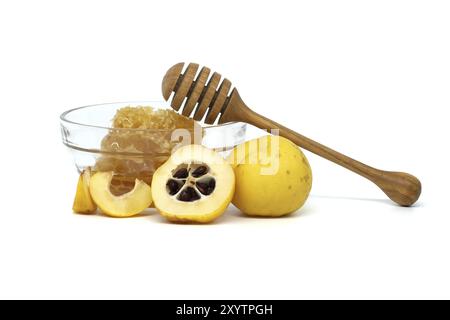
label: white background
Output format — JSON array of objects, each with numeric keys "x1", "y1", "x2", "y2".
[{"x1": 0, "y1": 0, "x2": 449, "y2": 299}]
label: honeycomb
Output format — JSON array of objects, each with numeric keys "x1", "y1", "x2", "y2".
[{"x1": 94, "y1": 106, "x2": 201, "y2": 195}]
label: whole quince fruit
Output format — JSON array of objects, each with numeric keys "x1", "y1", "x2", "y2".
[{"x1": 229, "y1": 135, "x2": 312, "y2": 217}]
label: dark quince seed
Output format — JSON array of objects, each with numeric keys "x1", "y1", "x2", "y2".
[
  {"x1": 177, "y1": 187, "x2": 200, "y2": 202},
  {"x1": 166, "y1": 179, "x2": 182, "y2": 195},
  {"x1": 173, "y1": 167, "x2": 188, "y2": 179},
  {"x1": 188, "y1": 187, "x2": 201, "y2": 201},
  {"x1": 177, "y1": 189, "x2": 191, "y2": 201},
  {"x1": 196, "y1": 181, "x2": 208, "y2": 195},
  {"x1": 196, "y1": 179, "x2": 216, "y2": 195},
  {"x1": 192, "y1": 166, "x2": 208, "y2": 177}
]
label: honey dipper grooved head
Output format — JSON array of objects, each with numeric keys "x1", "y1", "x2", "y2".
[
  {"x1": 161, "y1": 62, "x2": 239, "y2": 125},
  {"x1": 161, "y1": 62, "x2": 184, "y2": 100}
]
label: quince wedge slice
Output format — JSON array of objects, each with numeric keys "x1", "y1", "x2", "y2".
[
  {"x1": 89, "y1": 171, "x2": 152, "y2": 217},
  {"x1": 73, "y1": 169, "x2": 97, "y2": 214}
]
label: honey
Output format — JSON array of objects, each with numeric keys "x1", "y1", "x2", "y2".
[{"x1": 94, "y1": 106, "x2": 201, "y2": 195}]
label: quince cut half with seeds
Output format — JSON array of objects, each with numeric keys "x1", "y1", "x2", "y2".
[
  {"x1": 89, "y1": 171, "x2": 152, "y2": 217},
  {"x1": 151, "y1": 144, "x2": 235, "y2": 223},
  {"x1": 73, "y1": 169, "x2": 97, "y2": 214}
]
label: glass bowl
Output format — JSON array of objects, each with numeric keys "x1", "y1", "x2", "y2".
[{"x1": 60, "y1": 101, "x2": 246, "y2": 194}]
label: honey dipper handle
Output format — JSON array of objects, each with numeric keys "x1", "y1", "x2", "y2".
[{"x1": 235, "y1": 105, "x2": 421, "y2": 206}]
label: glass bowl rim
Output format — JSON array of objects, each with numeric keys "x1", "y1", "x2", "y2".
[{"x1": 60, "y1": 100, "x2": 242, "y2": 132}]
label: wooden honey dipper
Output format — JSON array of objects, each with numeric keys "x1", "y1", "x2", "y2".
[{"x1": 161, "y1": 62, "x2": 421, "y2": 206}]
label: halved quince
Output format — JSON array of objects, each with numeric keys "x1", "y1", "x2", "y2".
[
  {"x1": 89, "y1": 171, "x2": 152, "y2": 217},
  {"x1": 73, "y1": 169, "x2": 97, "y2": 214},
  {"x1": 151, "y1": 145, "x2": 235, "y2": 223}
]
